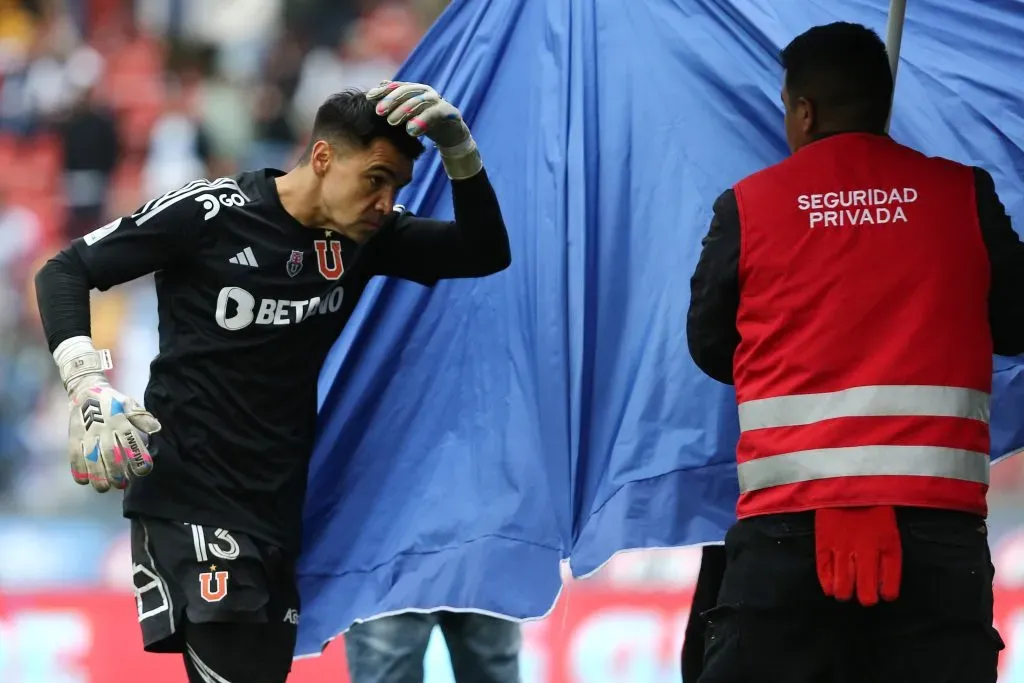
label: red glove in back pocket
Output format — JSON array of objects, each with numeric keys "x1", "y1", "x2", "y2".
[{"x1": 814, "y1": 506, "x2": 902, "y2": 607}]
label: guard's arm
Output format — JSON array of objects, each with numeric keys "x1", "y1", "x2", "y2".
[
  {"x1": 974, "y1": 167, "x2": 1024, "y2": 356},
  {"x1": 687, "y1": 189, "x2": 742, "y2": 384}
]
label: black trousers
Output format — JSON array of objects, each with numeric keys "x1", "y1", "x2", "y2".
[
  {"x1": 695, "y1": 508, "x2": 1004, "y2": 683},
  {"x1": 682, "y1": 545, "x2": 727, "y2": 682}
]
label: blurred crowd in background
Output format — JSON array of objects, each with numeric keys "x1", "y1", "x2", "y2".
[{"x1": 0, "y1": 0, "x2": 448, "y2": 517}]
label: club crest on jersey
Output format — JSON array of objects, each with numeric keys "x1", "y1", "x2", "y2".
[
  {"x1": 198, "y1": 566, "x2": 229, "y2": 602},
  {"x1": 286, "y1": 250, "x2": 304, "y2": 278},
  {"x1": 314, "y1": 240, "x2": 344, "y2": 280}
]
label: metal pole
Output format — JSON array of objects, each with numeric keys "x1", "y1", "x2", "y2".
[{"x1": 884, "y1": 0, "x2": 908, "y2": 132}]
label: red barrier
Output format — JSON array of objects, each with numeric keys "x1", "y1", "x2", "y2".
[{"x1": 1, "y1": 585, "x2": 1022, "y2": 682}]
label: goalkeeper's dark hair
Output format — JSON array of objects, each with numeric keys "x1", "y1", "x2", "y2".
[
  {"x1": 298, "y1": 89, "x2": 425, "y2": 164},
  {"x1": 780, "y1": 22, "x2": 894, "y2": 134}
]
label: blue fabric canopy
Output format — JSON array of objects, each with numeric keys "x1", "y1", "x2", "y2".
[{"x1": 295, "y1": 0, "x2": 1024, "y2": 657}]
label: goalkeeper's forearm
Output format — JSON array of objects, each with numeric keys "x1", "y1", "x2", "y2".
[
  {"x1": 35, "y1": 248, "x2": 94, "y2": 354},
  {"x1": 35, "y1": 248, "x2": 108, "y2": 392}
]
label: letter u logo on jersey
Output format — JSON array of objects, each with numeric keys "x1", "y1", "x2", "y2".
[
  {"x1": 314, "y1": 240, "x2": 344, "y2": 280},
  {"x1": 198, "y1": 569, "x2": 229, "y2": 602}
]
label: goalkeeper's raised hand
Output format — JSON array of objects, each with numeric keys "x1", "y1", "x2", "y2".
[
  {"x1": 367, "y1": 80, "x2": 483, "y2": 181},
  {"x1": 55, "y1": 336, "x2": 160, "y2": 492}
]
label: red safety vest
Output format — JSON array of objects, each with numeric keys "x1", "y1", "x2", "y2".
[{"x1": 732, "y1": 133, "x2": 993, "y2": 519}]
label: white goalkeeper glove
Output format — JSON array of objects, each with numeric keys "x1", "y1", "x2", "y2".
[
  {"x1": 54, "y1": 336, "x2": 160, "y2": 492},
  {"x1": 367, "y1": 80, "x2": 483, "y2": 181}
]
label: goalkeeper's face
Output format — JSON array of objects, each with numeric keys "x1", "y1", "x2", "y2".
[{"x1": 317, "y1": 138, "x2": 413, "y2": 243}]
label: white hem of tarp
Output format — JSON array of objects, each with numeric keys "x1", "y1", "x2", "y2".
[
  {"x1": 294, "y1": 446, "x2": 1024, "y2": 660},
  {"x1": 993, "y1": 446, "x2": 1024, "y2": 466},
  {"x1": 292, "y1": 569, "x2": 569, "y2": 661}
]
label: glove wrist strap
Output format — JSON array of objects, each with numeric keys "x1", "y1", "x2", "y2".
[
  {"x1": 53, "y1": 336, "x2": 113, "y2": 393},
  {"x1": 438, "y1": 136, "x2": 483, "y2": 180}
]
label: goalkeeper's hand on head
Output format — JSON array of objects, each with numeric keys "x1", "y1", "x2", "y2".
[
  {"x1": 55, "y1": 336, "x2": 160, "y2": 492},
  {"x1": 367, "y1": 80, "x2": 483, "y2": 181}
]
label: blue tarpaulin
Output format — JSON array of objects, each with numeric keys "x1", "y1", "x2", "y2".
[{"x1": 295, "y1": 0, "x2": 1024, "y2": 657}]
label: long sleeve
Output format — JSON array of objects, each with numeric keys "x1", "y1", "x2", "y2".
[
  {"x1": 973, "y1": 166, "x2": 1024, "y2": 356},
  {"x1": 687, "y1": 189, "x2": 742, "y2": 385},
  {"x1": 368, "y1": 169, "x2": 511, "y2": 286},
  {"x1": 35, "y1": 185, "x2": 205, "y2": 353},
  {"x1": 35, "y1": 249, "x2": 94, "y2": 352}
]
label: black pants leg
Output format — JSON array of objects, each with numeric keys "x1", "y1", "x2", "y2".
[
  {"x1": 682, "y1": 545, "x2": 727, "y2": 682},
  {"x1": 696, "y1": 508, "x2": 1004, "y2": 683},
  {"x1": 859, "y1": 509, "x2": 1004, "y2": 683},
  {"x1": 183, "y1": 618, "x2": 297, "y2": 683}
]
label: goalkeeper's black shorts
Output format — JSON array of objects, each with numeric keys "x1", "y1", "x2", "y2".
[{"x1": 129, "y1": 515, "x2": 300, "y2": 655}]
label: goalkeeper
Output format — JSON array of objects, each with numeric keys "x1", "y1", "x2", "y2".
[{"x1": 34, "y1": 82, "x2": 511, "y2": 683}]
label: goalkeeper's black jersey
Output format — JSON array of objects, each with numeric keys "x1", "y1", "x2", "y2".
[{"x1": 36, "y1": 168, "x2": 510, "y2": 552}]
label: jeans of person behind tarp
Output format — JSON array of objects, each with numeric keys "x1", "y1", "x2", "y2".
[{"x1": 345, "y1": 612, "x2": 522, "y2": 683}]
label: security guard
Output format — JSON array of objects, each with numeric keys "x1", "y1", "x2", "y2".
[{"x1": 686, "y1": 21, "x2": 1024, "y2": 683}]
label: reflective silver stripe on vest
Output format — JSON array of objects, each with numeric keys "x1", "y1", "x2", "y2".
[
  {"x1": 737, "y1": 385, "x2": 990, "y2": 433},
  {"x1": 737, "y1": 445, "x2": 990, "y2": 493}
]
